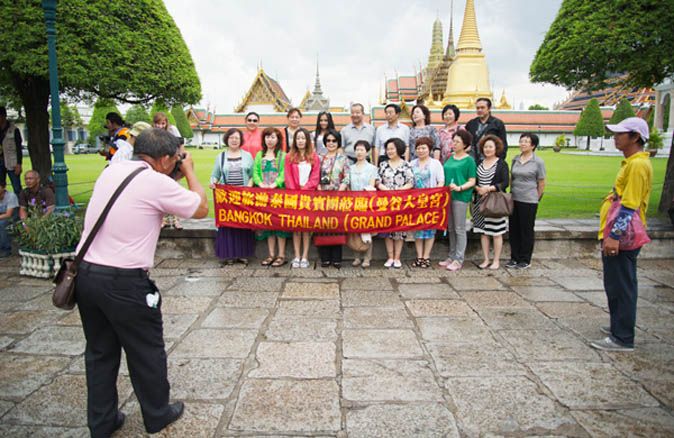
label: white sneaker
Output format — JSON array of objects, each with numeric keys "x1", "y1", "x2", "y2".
[
  {"x1": 291, "y1": 258, "x2": 300, "y2": 268},
  {"x1": 393, "y1": 260, "x2": 402, "y2": 269},
  {"x1": 384, "y1": 259, "x2": 394, "y2": 268},
  {"x1": 352, "y1": 258, "x2": 361, "y2": 267},
  {"x1": 300, "y1": 259, "x2": 310, "y2": 268},
  {"x1": 590, "y1": 336, "x2": 634, "y2": 352}
]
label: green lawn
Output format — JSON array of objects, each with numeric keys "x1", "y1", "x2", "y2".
[{"x1": 30, "y1": 148, "x2": 668, "y2": 219}]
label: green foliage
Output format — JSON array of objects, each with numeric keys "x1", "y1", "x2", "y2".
[
  {"x1": 609, "y1": 98, "x2": 635, "y2": 124},
  {"x1": 0, "y1": 0, "x2": 202, "y2": 105},
  {"x1": 49, "y1": 102, "x2": 83, "y2": 128},
  {"x1": 87, "y1": 98, "x2": 120, "y2": 146},
  {"x1": 125, "y1": 104, "x2": 151, "y2": 125},
  {"x1": 649, "y1": 125, "x2": 664, "y2": 149},
  {"x1": 574, "y1": 99, "x2": 605, "y2": 138},
  {"x1": 10, "y1": 208, "x2": 83, "y2": 253},
  {"x1": 150, "y1": 101, "x2": 176, "y2": 125},
  {"x1": 554, "y1": 134, "x2": 567, "y2": 148},
  {"x1": 530, "y1": 0, "x2": 674, "y2": 91},
  {"x1": 528, "y1": 104, "x2": 549, "y2": 111},
  {"x1": 171, "y1": 106, "x2": 193, "y2": 138}
]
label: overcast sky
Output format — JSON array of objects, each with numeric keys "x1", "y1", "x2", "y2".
[{"x1": 163, "y1": 0, "x2": 568, "y2": 113}]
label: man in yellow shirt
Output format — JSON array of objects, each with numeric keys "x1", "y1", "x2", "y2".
[{"x1": 591, "y1": 117, "x2": 653, "y2": 352}]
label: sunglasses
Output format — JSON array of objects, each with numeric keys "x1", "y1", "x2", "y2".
[
  {"x1": 325, "y1": 138, "x2": 338, "y2": 143},
  {"x1": 247, "y1": 119, "x2": 259, "y2": 122}
]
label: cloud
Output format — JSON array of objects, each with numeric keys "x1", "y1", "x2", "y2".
[{"x1": 164, "y1": 0, "x2": 568, "y2": 112}]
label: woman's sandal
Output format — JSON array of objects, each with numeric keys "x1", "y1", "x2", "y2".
[
  {"x1": 271, "y1": 256, "x2": 286, "y2": 267},
  {"x1": 261, "y1": 256, "x2": 275, "y2": 266},
  {"x1": 411, "y1": 258, "x2": 424, "y2": 268},
  {"x1": 421, "y1": 258, "x2": 431, "y2": 268}
]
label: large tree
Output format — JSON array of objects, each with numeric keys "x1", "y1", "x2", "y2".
[
  {"x1": 125, "y1": 104, "x2": 152, "y2": 126},
  {"x1": 530, "y1": 0, "x2": 674, "y2": 214},
  {"x1": 0, "y1": 0, "x2": 201, "y2": 180},
  {"x1": 87, "y1": 98, "x2": 121, "y2": 147},
  {"x1": 608, "y1": 98, "x2": 635, "y2": 125},
  {"x1": 171, "y1": 106, "x2": 193, "y2": 139},
  {"x1": 574, "y1": 99, "x2": 604, "y2": 150}
]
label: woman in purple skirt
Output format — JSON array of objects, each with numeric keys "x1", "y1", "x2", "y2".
[{"x1": 210, "y1": 128, "x2": 255, "y2": 265}]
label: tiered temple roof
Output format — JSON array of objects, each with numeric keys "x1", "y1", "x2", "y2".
[
  {"x1": 234, "y1": 68, "x2": 292, "y2": 113},
  {"x1": 556, "y1": 75, "x2": 655, "y2": 111}
]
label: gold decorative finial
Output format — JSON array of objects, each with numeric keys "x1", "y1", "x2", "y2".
[{"x1": 456, "y1": 0, "x2": 482, "y2": 52}]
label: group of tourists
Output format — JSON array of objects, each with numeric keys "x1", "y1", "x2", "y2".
[{"x1": 210, "y1": 98, "x2": 547, "y2": 271}]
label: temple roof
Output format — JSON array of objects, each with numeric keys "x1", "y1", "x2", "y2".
[
  {"x1": 556, "y1": 75, "x2": 655, "y2": 111},
  {"x1": 234, "y1": 68, "x2": 292, "y2": 113}
]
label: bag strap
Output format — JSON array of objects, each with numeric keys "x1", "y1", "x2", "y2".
[{"x1": 74, "y1": 166, "x2": 147, "y2": 265}]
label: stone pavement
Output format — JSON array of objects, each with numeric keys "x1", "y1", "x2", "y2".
[{"x1": 1, "y1": 255, "x2": 673, "y2": 437}]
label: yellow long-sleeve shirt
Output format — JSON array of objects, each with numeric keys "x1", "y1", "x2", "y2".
[{"x1": 598, "y1": 151, "x2": 653, "y2": 240}]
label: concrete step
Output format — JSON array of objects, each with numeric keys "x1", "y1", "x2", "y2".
[{"x1": 157, "y1": 218, "x2": 674, "y2": 261}]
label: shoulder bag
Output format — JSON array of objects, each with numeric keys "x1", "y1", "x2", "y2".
[
  {"x1": 52, "y1": 166, "x2": 147, "y2": 310},
  {"x1": 479, "y1": 191, "x2": 514, "y2": 218}
]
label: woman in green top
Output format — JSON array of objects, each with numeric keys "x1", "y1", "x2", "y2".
[
  {"x1": 253, "y1": 127, "x2": 289, "y2": 267},
  {"x1": 440, "y1": 129, "x2": 476, "y2": 271}
]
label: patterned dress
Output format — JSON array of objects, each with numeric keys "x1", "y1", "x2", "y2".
[
  {"x1": 409, "y1": 125, "x2": 440, "y2": 160},
  {"x1": 319, "y1": 153, "x2": 349, "y2": 190},
  {"x1": 471, "y1": 161, "x2": 508, "y2": 236},
  {"x1": 378, "y1": 160, "x2": 414, "y2": 240},
  {"x1": 411, "y1": 160, "x2": 435, "y2": 239},
  {"x1": 258, "y1": 154, "x2": 291, "y2": 239}
]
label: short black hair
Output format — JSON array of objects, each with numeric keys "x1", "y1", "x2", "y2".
[
  {"x1": 105, "y1": 112, "x2": 124, "y2": 126},
  {"x1": 476, "y1": 97, "x2": 492, "y2": 109},
  {"x1": 0, "y1": 107, "x2": 7, "y2": 117},
  {"x1": 384, "y1": 137, "x2": 406, "y2": 158},
  {"x1": 323, "y1": 129, "x2": 341, "y2": 148},
  {"x1": 354, "y1": 140, "x2": 371, "y2": 152},
  {"x1": 519, "y1": 132, "x2": 540, "y2": 149},
  {"x1": 134, "y1": 128, "x2": 180, "y2": 159},
  {"x1": 351, "y1": 103, "x2": 365, "y2": 113},
  {"x1": 287, "y1": 107, "x2": 303, "y2": 118},
  {"x1": 223, "y1": 128, "x2": 244, "y2": 147},
  {"x1": 245, "y1": 111, "x2": 260, "y2": 121},
  {"x1": 441, "y1": 104, "x2": 460, "y2": 121},
  {"x1": 384, "y1": 103, "x2": 401, "y2": 114}
]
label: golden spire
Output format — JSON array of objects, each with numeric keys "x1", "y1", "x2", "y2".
[
  {"x1": 427, "y1": 15, "x2": 444, "y2": 70},
  {"x1": 456, "y1": 0, "x2": 482, "y2": 52}
]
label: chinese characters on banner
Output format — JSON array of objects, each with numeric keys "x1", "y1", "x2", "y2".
[{"x1": 213, "y1": 185, "x2": 451, "y2": 233}]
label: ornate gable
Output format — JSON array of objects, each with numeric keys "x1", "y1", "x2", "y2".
[{"x1": 235, "y1": 68, "x2": 292, "y2": 113}]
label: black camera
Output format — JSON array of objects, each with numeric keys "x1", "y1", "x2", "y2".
[
  {"x1": 170, "y1": 152, "x2": 187, "y2": 179},
  {"x1": 320, "y1": 175, "x2": 330, "y2": 186}
]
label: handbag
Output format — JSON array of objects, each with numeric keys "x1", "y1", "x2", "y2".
[
  {"x1": 602, "y1": 195, "x2": 651, "y2": 250},
  {"x1": 52, "y1": 166, "x2": 147, "y2": 310},
  {"x1": 346, "y1": 233, "x2": 371, "y2": 252},
  {"x1": 313, "y1": 233, "x2": 347, "y2": 246},
  {"x1": 479, "y1": 191, "x2": 514, "y2": 218}
]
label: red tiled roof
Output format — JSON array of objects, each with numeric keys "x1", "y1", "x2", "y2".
[{"x1": 398, "y1": 76, "x2": 418, "y2": 90}]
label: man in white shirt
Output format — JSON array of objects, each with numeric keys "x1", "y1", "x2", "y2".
[
  {"x1": 341, "y1": 103, "x2": 375, "y2": 163},
  {"x1": 0, "y1": 181, "x2": 18, "y2": 257},
  {"x1": 374, "y1": 103, "x2": 410, "y2": 165}
]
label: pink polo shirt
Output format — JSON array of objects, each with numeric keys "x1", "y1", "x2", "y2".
[
  {"x1": 242, "y1": 129, "x2": 263, "y2": 158},
  {"x1": 78, "y1": 160, "x2": 201, "y2": 269}
]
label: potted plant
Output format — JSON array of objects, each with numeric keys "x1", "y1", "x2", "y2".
[
  {"x1": 647, "y1": 126, "x2": 663, "y2": 157},
  {"x1": 553, "y1": 134, "x2": 566, "y2": 152},
  {"x1": 10, "y1": 207, "x2": 83, "y2": 278}
]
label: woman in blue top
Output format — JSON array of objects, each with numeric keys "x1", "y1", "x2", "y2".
[
  {"x1": 340, "y1": 140, "x2": 379, "y2": 268},
  {"x1": 210, "y1": 128, "x2": 255, "y2": 265}
]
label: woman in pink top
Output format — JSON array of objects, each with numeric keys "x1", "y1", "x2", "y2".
[
  {"x1": 242, "y1": 112, "x2": 263, "y2": 158},
  {"x1": 284, "y1": 128, "x2": 320, "y2": 268}
]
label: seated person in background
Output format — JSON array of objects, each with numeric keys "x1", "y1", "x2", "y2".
[
  {"x1": 0, "y1": 180, "x2": 18, "y2": 257},
  {"x1": 18, "y1": 170, "x2": 55, "y2": 219}
]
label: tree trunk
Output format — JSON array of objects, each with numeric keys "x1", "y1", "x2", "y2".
[
  {"x1": 658, "y1": 140, "x2": 674, "y2": 214},
  {"x1": 14, "y1": 74, "x2": 52, "y2": 181},
  {"x1": 586, "y1": 136, "x2": 590, "y2": 151}
]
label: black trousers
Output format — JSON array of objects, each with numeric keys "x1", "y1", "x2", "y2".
[
  {"x1": 318, "y1": 245, "x2": 343, "y2": 263},
  {"x1": 602, "y1": 248, "x2": 640, "y2": 347},
  {"x1": 76, "y1": 262, "x2": 173, "y2": 437},
  {"x1": 508, "y1": 201, "x2": 538, "y2": 264}
]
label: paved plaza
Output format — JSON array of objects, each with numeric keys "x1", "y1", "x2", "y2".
[{"x1": 0, "y1": 254, "x2": 673, "y2": 437}]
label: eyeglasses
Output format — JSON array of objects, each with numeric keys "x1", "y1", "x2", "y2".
[
  {"x1": 325, "y1": 138, "x2": 338, "y2": 143},
  {"x1": 247, "y1": 119, "x2": 259, "y2": 123}
]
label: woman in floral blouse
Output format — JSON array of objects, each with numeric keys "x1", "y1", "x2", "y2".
[{"x1": 377, "y1": 137, "x2": 414, "y2": 268}]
